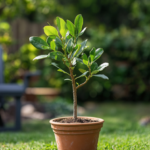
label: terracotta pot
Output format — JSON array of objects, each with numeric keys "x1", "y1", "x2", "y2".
[{"x1": 50, "y1": 116, "x2": 104, "y2": 150}]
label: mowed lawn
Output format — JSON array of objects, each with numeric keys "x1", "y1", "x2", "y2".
[{"x1": 0, "y1": 103, "x2": 150, "y2": 150}]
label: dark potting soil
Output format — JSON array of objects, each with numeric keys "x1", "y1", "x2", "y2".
[{"x1": 54, "y1": 117, "x2": 99, "y2": 123}]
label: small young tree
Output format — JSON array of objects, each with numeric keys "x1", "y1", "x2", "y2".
[{"x1": 29, "y1": 14, "x2": 109, "y2": 121}]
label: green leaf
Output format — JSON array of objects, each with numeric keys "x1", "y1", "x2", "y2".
[
  {"x1": 67, "y1": 20, "x2": 75, "y2": 37},
  {"x1": 57, "y1": 69, "x2": 69, "y2": 75},
  {"x1": 46, "y1": 35, "x2": 57, "y2": 46},
  {"x1": 33, "y1": 55, "x2": 48, "y2": 60},
  {"x1": 71, "y1": 57, "x2": 76, "y2": 65},
  {"x1": 82, "y1": 53, "x2": 88, "y2": 66},
  {"x1": 55, "y1": 37, "x2": 62, "y2": 48},
  {"x1": 51, "y1": 62, "x2": 70, "y2": 76},
  {"x1": 65, "y1": 34, "x2": 72, "y2": 44},
  {"x1": 90, "y1": 47, "x2": 96, "y2": 62},
  {"x1": 78, "y1": 27, "x2": 86, "y2": 36},
  {"x1": 76, "y1": 58, "x2": 83, "y2": 63},
  {"x1": 78, "y1": 68, "x2": 87, "y2": 73},
  {"x1": 65, "y1": 31, "x2": 70, "y2": 37},
  {"x1": 46, "y1": 36, "x2": 53, "y2": 46},
  {"x1": 66, "y1": 38, "x2": 73, "y2": 53},
  {"x1": 50, "y1": 40, "x2": 57, "y2": 51},
  {"x1": 91, "y1": 63, "x2": 109, "y2": 74},
  {"x1": 76, "y1": 82, "x2": 79, "y2": 86},
  {"x1": 56, "y1": 17, "x2": 68, "y2": 37},
  {"x1": 75, "y1": 39, "x2": 88, "y2": 57},
  {"x1": 62, "y1": 57, "x2": 70, "y2": 67},
  {"x1": 64, "y1": 78, "x2": 72, "y2": 81},
  {"x1": 74, "y1": 14, "x2": 83, "y2": 36},
  {"x1": 49, "y1": 51, "x2": 64, "y2": 61},
  {"x1": 97, "y1": 63, "x2": 109, "y2": 71},
  {"x1": 92, "y1": 70, "x2": 99, "y2": 74},
  {"x1": 91, "y1": 62, "x2": 98, "y2": 72},
  {"x1": 94, "y1": 48, "x2": 104, "y2": 62},
  {"x1": 29, "y1": 36, "x2": 50, "y2": 50},
  {"x1": 75, "y1": 71, "x2": 88, "y2": 80},
  {"x1": 93, "y1": 74, "x2": 109, "y2": 80},
  {"x1": 70, "y1": 44, "x2": 81, "y2": 59},
  {"x1": 43, "y1": 26, "x2": 59, "y2": 37}
]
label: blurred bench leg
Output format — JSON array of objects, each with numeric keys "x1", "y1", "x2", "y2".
[
  {"x1": 0, "y1": 96, "x2": 5, "y2": 127},
  {"x1": 0, "y1": 113, "x2": 4, "y2": 127},
  {"x1": 15, "y1": 97, "x2": 21, "y2": 131}
]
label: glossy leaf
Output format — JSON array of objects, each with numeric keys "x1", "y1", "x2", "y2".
[
  {"x1": 91, "y1": 63, "x2": 109, "y2": 74},
  {"x1": 70, "y1": 44, "x2": 81, "y2": 59},
  {"x1": 65, "y1": 34, "x2": 72, "y2": 44},
  {"x1": 43, "y1": 26, "x2": 59, "y2": 37},
  {"x1": 57, "y1": 69, "x2": 68, "y2": 74},
  {"x1": 94, "y1": 48, "x2": 104, "y2": 62},
  {"x1": 71, "y1": 57, "x2": 76, "y2": 65},
  {"x1": 65, "y1": 31, "x2": 70, "y2": 37},
  {"x1": 66, "y1": 38, "x2": 73, "y2": 53},
  {"x1": 46, "y1": 36, "x2": 53, "y2": 46},
  {"x1": 56, "y1": 17, "x2": 68, "y2": 37},
  {"x1": 67, "y1": 20, "x2": 75, "y2": 36},
  {"x1": 50, "y1": 40, "x2": 57, "y2": 51},
  {"x1": 74, "y1": 14, "x2": 83, "y2": 35},
  {"x1": 33, "y1": 55, "x2": 49, "y2": 60},
  {"x1": 93, "y1": 74, "x2": 109, "y2": 80},
  {"x1": 64, "y1": 78, "x2": 72, "y2": 81},
  {"x1": 75, "y1": 71, "x2": 88, "y2": 80},
  {"x1": 55, "y1": 37, "x2": 62, "y2": 48},
  {"x1": 49, "y1": 51, "x2": 64, "y2": 61},
  {"x1": 51, "y1": 62, "x2": 70, "y2": 75},
  {"x1": 82, "y1": 53, "x2": 88, "y2": 66},
  {"x1": 76, "y1": 58, "x2": 83, "y2": 63},
  {"x1": 91, "y1": 70, "x2": 99, "y2": 74},
  {"x1": 97, "y1": 63, "x2": 109, "y2": 71},
  {"x1": 78, "y1": 27, "x2": 86, "y2": 37},
  {"x1": 75, "y1": 39, "x2": 88, "y2": 57},
  {"x1": 78, "y1": 68, "x2": 87, "y2": 73},
  {"x1": 29, "y1": 36, "x2": 50, "y2": 50},
  {"x1": 91, "y1": 62, "x2": 98, "y2": 72},
  {"x1": 90, "y1": 47, "x2": 96, "y2": 62}
]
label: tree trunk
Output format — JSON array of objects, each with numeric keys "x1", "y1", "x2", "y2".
[{"x1": 69, "y1": 68, "x2": 77, "y2": 121}]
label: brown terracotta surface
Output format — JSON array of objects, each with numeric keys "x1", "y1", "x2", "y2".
[{"x1": 50, "y1": 116, "x2": 104, "y2": 150}]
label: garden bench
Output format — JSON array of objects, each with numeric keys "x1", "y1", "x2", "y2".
[{"x1": 0, "y1": 46, "x2": 40, "y2": 131}]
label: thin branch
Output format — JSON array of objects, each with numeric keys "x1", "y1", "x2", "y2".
[
  {"x1": 76, "y1": 78, "x2": 89, "y2": 90},
  {"x1": 76, "y1": 66, "x2": 92, "y2": 90}
]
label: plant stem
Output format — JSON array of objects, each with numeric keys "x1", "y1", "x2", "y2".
[
  {"x1": 76, "y1": 66, "x2": 92, "y2": 90},
  {"x1": 76, "y1": 78, "x2": 89, "y2": 90},
  {"x1": 69, "y1": 67, "x2": 77, "y2": 121}
]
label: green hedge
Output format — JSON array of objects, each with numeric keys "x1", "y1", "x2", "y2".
[{"x1": 1, "y1": 0, "x2": 150, "y2": 101}]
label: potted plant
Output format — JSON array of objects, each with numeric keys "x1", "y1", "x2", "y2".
[{"x1": 29, "y1": 14, "x2": 109, "y2": 150}]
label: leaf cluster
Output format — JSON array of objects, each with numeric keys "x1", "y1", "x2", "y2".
[{"x1": 29, "y1": 14, "x2": 109, "y2": 88}]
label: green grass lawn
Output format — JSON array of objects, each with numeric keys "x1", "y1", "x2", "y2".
[{"x1": 0, "y1": 103, "x2": 150, "y2": 150}]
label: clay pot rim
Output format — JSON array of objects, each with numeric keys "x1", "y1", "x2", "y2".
[{"x1": 50, "y1": 116, "x2": 104, "y2": 126}]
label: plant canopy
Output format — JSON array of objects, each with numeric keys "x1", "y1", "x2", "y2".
[{"x1": 29, "y1": 14, "x2": 109, "y2": 121}]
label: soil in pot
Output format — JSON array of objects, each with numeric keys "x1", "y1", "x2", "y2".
[{"x1": 54, "y1": 117, "x2": 99, "y2": 123}]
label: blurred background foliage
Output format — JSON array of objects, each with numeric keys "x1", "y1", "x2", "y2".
[{"x1": 0, "y1": 0, "x2": 150, "y2": 102}]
